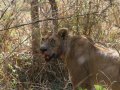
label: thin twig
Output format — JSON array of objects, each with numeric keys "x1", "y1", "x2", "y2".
[{"x1": 0, "y1": 12, "x2": 98, "y2": 31}]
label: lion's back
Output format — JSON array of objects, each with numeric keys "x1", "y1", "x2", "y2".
[{"x1": 94, "y1": 43, "x2": 120, "y2": 64}]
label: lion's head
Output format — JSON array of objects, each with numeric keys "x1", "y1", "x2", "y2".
[{"x1": 40, "y1": 28, "x2": 68, "y2": 62}]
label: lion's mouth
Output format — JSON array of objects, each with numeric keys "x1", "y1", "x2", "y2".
[
  {"x1": 44, "y1": 54, "x2": 53, "y2": 62},
  {"x1": 41, "y1": 52, "x2": 58, "y2": 62}
]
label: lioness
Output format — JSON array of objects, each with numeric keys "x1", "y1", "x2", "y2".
[{"x1": 40, "y1": 28, "x2": 120, "y2": 90}]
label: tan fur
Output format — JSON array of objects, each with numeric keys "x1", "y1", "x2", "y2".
[
  {"x1": 40, "y1": 28, "x2": 120, "y2": 90},
  {"x1": 65, "y1": 36, "x2": 120, "y2": 90}
]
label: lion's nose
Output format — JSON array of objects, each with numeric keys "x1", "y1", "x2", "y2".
[{"x1": 40, "y1": 46, "x2": 47, "y2": 52}]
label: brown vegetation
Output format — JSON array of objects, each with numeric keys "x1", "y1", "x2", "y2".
[{"x1": 0, "y1": 0, "x2": 120, "y2": 90}]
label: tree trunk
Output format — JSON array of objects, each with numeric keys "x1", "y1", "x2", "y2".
[
  {"x1": 48, "y1": 0, "x2": 58, "y2": 32},
  {"x1": 28, "y1": 0, "x2": 42, "y2": 84},
  {"x1": 30, "y1": 0, "x2": 40, "y2": 62}
]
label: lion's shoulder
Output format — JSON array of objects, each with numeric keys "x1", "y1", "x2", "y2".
[{"x1": 70, "y1": 35, "x2": 93, "y2": 44}]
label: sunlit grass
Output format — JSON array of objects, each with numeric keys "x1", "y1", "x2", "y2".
[
  {"x1": 79, "y1": 85, "x2": 106, "y2": 90},
  {"x1": 95, "y1": 85, "x2": 105, "y2": 90}
]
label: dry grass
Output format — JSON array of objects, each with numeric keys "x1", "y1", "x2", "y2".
[{"x1": 0, "y1": 0, "x2": 119, "y2": 90}]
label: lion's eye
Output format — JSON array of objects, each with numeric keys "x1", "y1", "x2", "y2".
[{"x1": 50, "y1": 39, "x2": 55, "y2": 47}]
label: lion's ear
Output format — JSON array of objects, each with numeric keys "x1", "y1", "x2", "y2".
[{"x1": 58, "y1": 28, "x2": 68, "y2": 40}]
